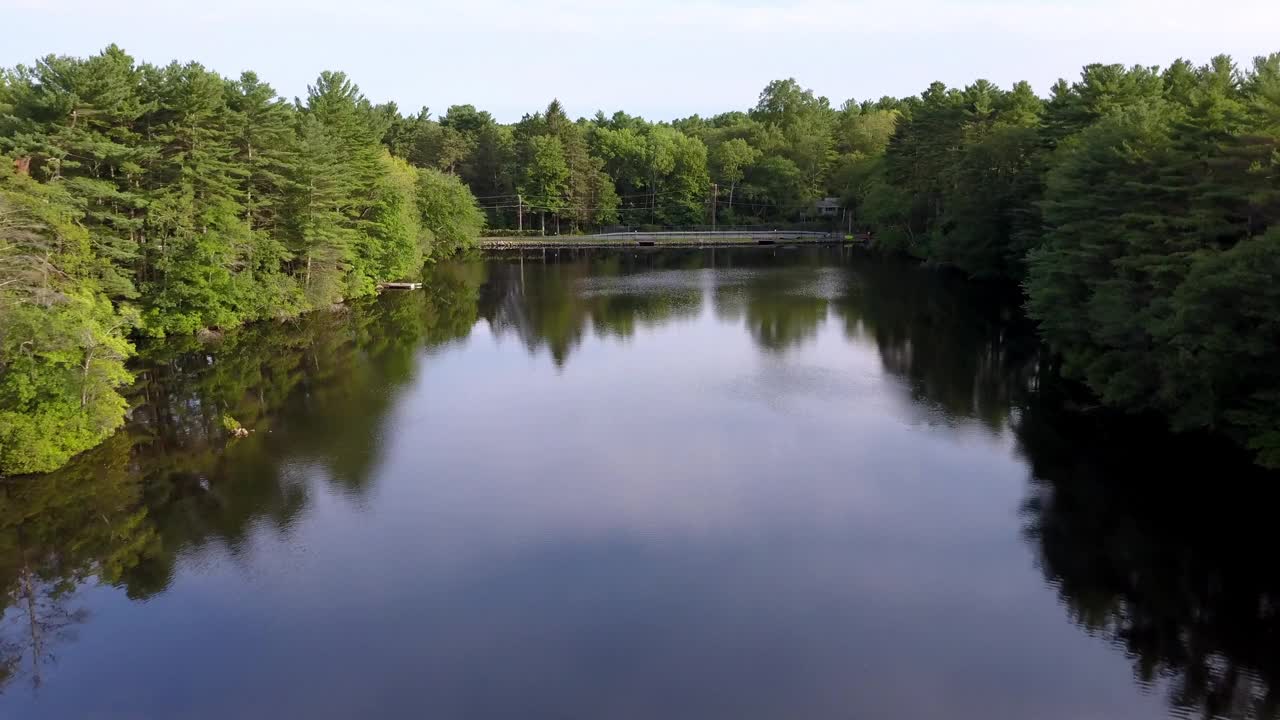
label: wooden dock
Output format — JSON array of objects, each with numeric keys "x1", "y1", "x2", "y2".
[{"x1": 378, "y1": 282, "x2": 422, "y2": 290}]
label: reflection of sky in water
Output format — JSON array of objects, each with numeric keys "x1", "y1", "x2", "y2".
[{"x1": 4, "y1": 261, "x2": 1170, "y2": 720}]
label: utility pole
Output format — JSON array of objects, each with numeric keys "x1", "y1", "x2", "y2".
[
  {"x1": 711, "y1": 183, "x2": 718, "y2": 233},
  {"x1": 517, "y1": 194, "x2": 523, "y2": 233}
]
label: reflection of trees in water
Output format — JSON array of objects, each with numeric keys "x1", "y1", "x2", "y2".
[
  {"x1": 713, "y1": 268, "x2": 831, "y2": 354},
  {"x1": 481, "y1": 259, "x2": 591, "y2": 366},
  {"x1": 831, "y1": 249, "x2": 1280, "y2": 719},
  {"x1": 0, "y1": 266, "x2": 480, "y2": 692},
  {"x1": 9, "y1": 248, "x2": 1279, "y2": 719},
  {"x1": 1018, "y1": 398, "x2": 1280, "y2": 719},
  {"x1": 835, "y1": 253, "x2": 1040, "y2": 431},
  {"x1": 479, "y1": 247, "x2": 868, "y2": 364},
  {"x1": 0, "y1": 433, "x2": 155, "y2": 690},
  {"x1": 478, "y1": 250, "x2": 705, "y2": 367},
  {"x1": 479, "y1": 248, "x2": 1042, "y2": 423}
]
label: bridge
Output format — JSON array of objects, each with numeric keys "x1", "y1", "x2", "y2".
[{"x1": 479, "y1": 230, "x2": 871, "y2": 250}]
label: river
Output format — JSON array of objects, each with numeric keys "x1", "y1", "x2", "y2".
[{"x1": 2, "y1": 247, "x2": 1277, "y2": 719}]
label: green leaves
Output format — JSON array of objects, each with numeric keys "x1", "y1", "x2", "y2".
[
  {"x1": 0, "y1": 48, "x2": 490, "y2": 473},
  {"x1": 0, "y1": 182, "x2": 135, "y2": 475},
  {"x1": 415, "y1": 167, "x2": 484, "y2": 255},
  {"x1": 518, "y1": 134, "x2": 569, "y2": 217},
  {"x1": 5, "y1": 42, "x2": 1280, "y2": 472},
  {"x1": 1025, "y1": 56, "x2": 1280, "y2": 467}
]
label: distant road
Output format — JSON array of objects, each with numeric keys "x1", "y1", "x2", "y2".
[{"x1": 480, "y1": 230, "x2": 871, "y2": 249}]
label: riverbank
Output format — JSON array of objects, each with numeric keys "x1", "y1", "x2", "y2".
[{"x1": 479, "y1": 231, "x2": 872, "y2": 250}]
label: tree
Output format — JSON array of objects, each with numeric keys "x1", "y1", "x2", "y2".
[
  {"x1": 4, "y1": 43, "x2": 1280, "y2": 473},
  {"x1": 751, "y1": 78, "x2": 830, "y2": 131},
  {"x1": 294, "y1": 71, "x2": 389, "y2": 301},
  {"x1": 287, "y1": 112, "x2": 358, "y2": 305},
  {"x1": 1025, "y1": 55, "x2": 1280, "y2": 467},
  {"x1": 0, "y1": 46, "x2": 148, "y2": 303},
  {"x1": 138, "y1": 61, "x2": 249, "y2": 335},
  {"x1": 415, "y1": 167, "x2": 484, "y2": 254},
  {"x1": 368, "y1": 153, "x2": 423, "y2": 281},
  {"x1": 834, "y1": 101, "x2": 897, "y2": 156},
  {"x1": 0, "y1": 173, "x2": 136, "y2": 475},
  {"x1": 710, "y1": 137, "x2": 759, "y2": 208},
  {"x1": 517, "y1": 134, "x2": 568, "y2": 235}
]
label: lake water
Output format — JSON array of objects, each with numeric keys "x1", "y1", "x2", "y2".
[{"x1": 3, "y1": 247, "x2": 1278, "y2": 720}]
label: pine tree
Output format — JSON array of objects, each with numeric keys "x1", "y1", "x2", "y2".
[
  {"x1": 299, "y1": 71, "x2": 389, "y2": 298},
  {"x1": 138, "y1": 62, "x2": 247, "y2": 334},
  {"x1": 0, "y1": 46, "x2": 148, "y2": 302},
  {"x1": 287, "y1": 112, "x2": 357, "y2": 306},
  {"x1": 517, "y1": 134, "x2": 568, "y2": 235}
]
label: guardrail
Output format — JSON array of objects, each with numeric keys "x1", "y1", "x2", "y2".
[
  {"x1": 478, "y1": 230, "x2": 873, "y2": 250},
  {"x1": 586, "y1": 230, "x2": 834, "y2": 240}
]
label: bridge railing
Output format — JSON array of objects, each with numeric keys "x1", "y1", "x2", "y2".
[{"x1": 583, "y1": 229, "x2": 834, "y2": 240}]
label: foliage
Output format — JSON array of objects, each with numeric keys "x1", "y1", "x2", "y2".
[
  {"x1": 0, "y1": 48, "x2": 490, "y2": 472},
  {"x1": 1025, "y1": 56, "x2": 1280, "y2": 467},
  {"x1": 416, "y1": 167, "x2": 485, "y2": 255},
  {"x1": 814, "y1": 53, "x2": 1280, "y2": 467},
  {"x1": 3, "y1": 44, "x2": 1280, "y2": 470},
  {"x1": 0, "y1": 172, "x2": 136, "y2": 475}
]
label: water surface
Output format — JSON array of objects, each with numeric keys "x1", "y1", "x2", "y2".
[{"x1": 3, "y1": 248, "x2": 1278, "y2": 720}]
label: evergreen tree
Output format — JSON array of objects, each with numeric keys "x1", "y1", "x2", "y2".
[
  {"x1": 4, "y1": 43, "x2": 1280, "y2": 472},
  {"x1": 517, "y1": 134, "x2": 569, "y2": 235}
]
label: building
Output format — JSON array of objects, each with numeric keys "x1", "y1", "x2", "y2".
[{"x1": 815, "y1": 197, "x2": 840, "y2": 217}]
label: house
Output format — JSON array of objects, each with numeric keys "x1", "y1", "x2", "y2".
[{"x1": 815, "y1": 197, "x2": 840, "y2": 217}]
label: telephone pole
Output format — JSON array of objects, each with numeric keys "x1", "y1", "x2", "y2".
[
  {"x1": 711, "y1": 183, "x2": 718, "y2": 232},
  {"x1": 517, "y1": 194, "x2": 523, "y2": 233}
]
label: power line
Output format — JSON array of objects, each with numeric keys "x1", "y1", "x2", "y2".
[
  {"x1": 480, "y1": 199, "x2": 714, "y2": 213},
  {"x1": 474, "y1": 187, "x2": 692, "y2": 207}
]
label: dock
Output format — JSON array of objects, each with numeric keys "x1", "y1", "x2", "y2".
[{"x1": 378, "y1": 282, "x2": 422, "y2": 290}]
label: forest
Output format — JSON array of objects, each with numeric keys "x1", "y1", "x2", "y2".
[{"x1": 1, "y1": 45, "x2": 1278, "y2": 474}]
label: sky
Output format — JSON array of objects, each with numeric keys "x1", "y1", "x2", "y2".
[{"x1": 4, "y1": 0, "x2": 1278, "y2": 122}]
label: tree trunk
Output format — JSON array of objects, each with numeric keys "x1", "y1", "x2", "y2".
[
  {"x1": 17, "y1": 543, "x2": 43, "y2": 689},
  {"x1": 246, "y1": 142, "x2": 254, "y2": 231},
  {"x1": 81, "y1": 348, "x2": 96, "y2": 408}
]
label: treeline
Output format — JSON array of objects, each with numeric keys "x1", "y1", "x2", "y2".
[
  {"x1": 848, "y1": 56, "x2": 1280, "y2": 469},
  {"x1": 0, "y1": 46, "x2": 485, "y2": 474},
  {"x1": 377, "y1": 78, "x2": 885, "y2": 232},
  {"x1": 3, "y1": 44, "x2": 1280, "y2": 473},
  {"x1": 395, "y1": 52, "x2": 1279, "y2": 467}
]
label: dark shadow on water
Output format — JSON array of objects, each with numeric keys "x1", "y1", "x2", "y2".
[
  {"x1": 835, "y1": 252, "x2": 1040, "y2": 431},
  {"x1": 0, "y1": 264, "x2": 482, "y2": 690},
  {"x1": 1018, "y1": 390, "x2": 1280, "y2": 720},
  {"x1": 1, "y1": 248, "x2": 1278, "y2": 720}
]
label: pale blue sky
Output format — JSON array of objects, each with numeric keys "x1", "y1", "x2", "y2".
[{"x1": 4, "y1": 0, "x2": 1277, "y2": 122}]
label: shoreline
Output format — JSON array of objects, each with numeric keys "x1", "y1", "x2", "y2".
[{"x1": 479, "y1": 232, "x2": 873, "y2": 250}]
